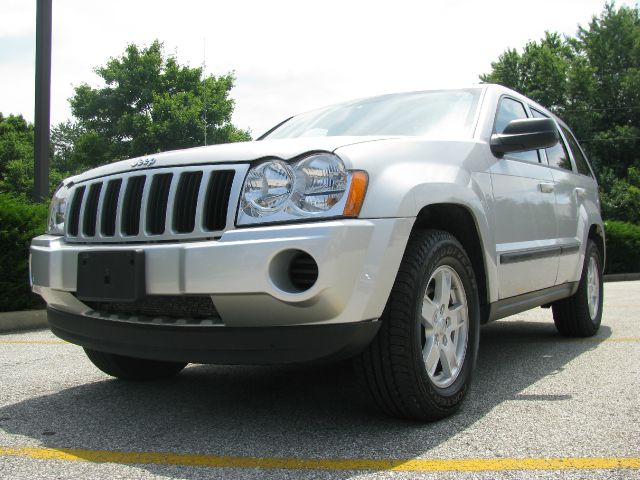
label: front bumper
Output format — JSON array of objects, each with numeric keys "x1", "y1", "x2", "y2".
[
  {"x1": 47, "y1": 307, "x2": 381, "y2": 364},
  {"x1": 31, "y1": 219, "x2": 413, "y2": 328}
]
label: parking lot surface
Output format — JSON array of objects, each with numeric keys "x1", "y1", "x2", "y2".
[{"x1": 1, "y1": 281, "x2": 639, "y2": 479}]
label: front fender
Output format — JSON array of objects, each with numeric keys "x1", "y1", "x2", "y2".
[{"x1": 336, "y1": 138, "x2": 498, "y2": 302}]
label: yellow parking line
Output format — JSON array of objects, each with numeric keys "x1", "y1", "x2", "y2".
[{"x1": 0, "y1": 447, "x2": 638, "y2": 472}]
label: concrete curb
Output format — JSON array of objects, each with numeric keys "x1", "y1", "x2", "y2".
[
  {"x1": 0, "y1": 274, "x2": 639, "y2": 334},
  {"x1": 603, "y1": 273, "x2": 640, "y2": 282},
  {"x1": 0, "y1": 310, "x2": 47, "y2": 333}
]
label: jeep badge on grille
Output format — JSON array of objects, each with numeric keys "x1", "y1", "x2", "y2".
[{"x1": 131, "y1": 157, "x2": 156, "y2": 168}]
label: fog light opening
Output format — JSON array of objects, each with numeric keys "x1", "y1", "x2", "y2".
[{"x1": 269, "y1": 249, "x2": 319, "y2": 294}]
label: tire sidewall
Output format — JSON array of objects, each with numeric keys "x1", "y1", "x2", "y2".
[
  {"x1": 585, "y1": 240, "x2": 604, "y2": 329},
  {"x1": 412, "y1": 241, "x2": 480, "y2": 407}
]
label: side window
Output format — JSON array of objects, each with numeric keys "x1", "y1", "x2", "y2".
[
  {"x1": 494, "y1": 97, "x2": 539, "y2": 163},
  {"x1": 530, "y1": 108, "x2": 573, "y2": 172},
  {"x1": 561, "y1": 126, "x2": 592, "y2": 177},
  {"x1": 545, "y1": 139, "x2": 572, "y2": 171}
]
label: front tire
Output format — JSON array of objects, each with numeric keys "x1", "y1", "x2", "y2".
[
  {"x1": 84, "y1": 348, "x2": 187, "y2": 381},
  {"x1": 552, "y1": 239, "x2": 603, "y2": 337},
  {"x1": 355, "y1": 229, "x2": 480, "y2": 421}
]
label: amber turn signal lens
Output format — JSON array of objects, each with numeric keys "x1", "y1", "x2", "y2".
[{"x1": 343, "y1": 171, "x2": 368, "y2": 217}]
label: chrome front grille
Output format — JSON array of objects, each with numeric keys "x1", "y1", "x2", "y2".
[{"x1": 65, "y1": 165, "x2": 244, "y2": 243}]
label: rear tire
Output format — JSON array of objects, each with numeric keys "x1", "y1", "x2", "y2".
[
  {"x1": 84, "y1": 348, "x2": 187, "y2": 381},
  {"x1": 552, "y1": 239, "x2": 603, "y2": 337},
  {"x1": 355, "y1": 229, "x2": 480, "y2": 421}
]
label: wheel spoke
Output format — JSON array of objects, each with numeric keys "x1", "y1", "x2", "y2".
[
  {"x1": 434, "y1": 269, "x2": 452, "y2": 306},
  {"x1": 440, "y1": 343, "x2": 457, "y2": 377},
  {"x1": 421, "y1": 297, "x2": 437, "y2": 329},
  {"x1": 423, "y1": 341, "x2": 440, "y2": 376},
  {"x1": 586, "y1": 256, "x2": 600, "y2": 319}
]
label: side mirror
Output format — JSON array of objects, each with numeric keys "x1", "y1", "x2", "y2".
[{"x1": 490, "y1": 118, "x2": 559, "y2": 156}]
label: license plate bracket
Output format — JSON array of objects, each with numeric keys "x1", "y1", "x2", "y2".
[{"x1": 76, "y1": 250, "x2": 146, "y2": 302}]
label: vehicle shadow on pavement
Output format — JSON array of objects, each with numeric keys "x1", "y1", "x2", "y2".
[{"x1": 0, "y1": 318, "x2": 611, "y2": 480}]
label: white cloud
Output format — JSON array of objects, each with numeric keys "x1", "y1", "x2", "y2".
[{"x1": 0, "y1": 0, "x2": 635, "y2": 137}]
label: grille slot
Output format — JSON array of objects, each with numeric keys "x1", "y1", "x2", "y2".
[
  {"x1": 288, "y1": 252, "x2": 319, "y2": 291},
  {"x1": 67, "y1": 186, "x2": 85, "y2": 236},
  {"x1": 101, "y1": 179, "x2": 122, "y2": 237},
  {"x1": 173, "y1": 171, "x2": 203, "y2": 233},
  {"x1": 146, "y1": 173, "x2": 173, "y2": 235},
  {"x1": 121, "y1": 176, "x2": 146, "y2": 236},
  {"x1": 83, "y1": 295, "x2": 222, "y2": 325},
  {"x1": 203, "y1": 170, "x2": 234, "y2": 231},
  {"x1": 82, "y1": 183, "x2": 102, "y2": 237}
]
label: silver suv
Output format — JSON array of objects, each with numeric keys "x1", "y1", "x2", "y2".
[{"x1": 30, "y1": 84, "x2": 604, "y2": 420}]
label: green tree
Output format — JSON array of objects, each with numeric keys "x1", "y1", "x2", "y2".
[
  {"x1": 480, "y1": 32, "x2": 574, "y2": 113},
  {"x1": 0, "y1": 113, "x2": 61, "y2": 198},
  {"x1": 0, "y1": 114, "x2": 32, "y2": 177},
  {"x1": 56, "y1": 40, "x2": 250, "y2": 171},
  {"x1": 480, "y1": 2, "x2": 640, "y2": 223}
]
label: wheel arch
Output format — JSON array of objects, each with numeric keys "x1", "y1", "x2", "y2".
[
  {"x1": 411, "y1": 203, "x2": 490, "y2": 319},
  {"x1": 588, "y1": 223, "x2": 606, "y2": 272}
]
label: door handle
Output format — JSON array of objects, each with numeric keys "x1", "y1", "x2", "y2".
[
  {"x1": 575, "y1": 187, "x2": 587, "y2": 199},
  {"x1": 538, "y1": 182, "x2": 554, "y2": 193}
]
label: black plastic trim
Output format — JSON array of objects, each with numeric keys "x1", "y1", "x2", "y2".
[
  {"x1": 487, "y1": 282, "x2": 578, "y2": 322},
  {"x1": 82, "y1": 183, "x2": 102, "y2": 237},
  {"x1": 121, "y1": 176, "x2": 146, "y2": 236},
  {"x1": 101, "y1": 179, "x2": 122, "y2": 237},
  {"x1": 67, "y1": 186, "x2": 85, "y2": 236},
  {"x1": 500, "y1": 247, "x2": 560, "y2": 264},
  {"x1": 47, "y1": 307, "x2": 380, "y2": 365},
  {"x1": 203, "y1": 170, "x2": 235, "y2": 231},
  {"x1": 500, "y1": 243, "x2": 580, "y2": 264}
]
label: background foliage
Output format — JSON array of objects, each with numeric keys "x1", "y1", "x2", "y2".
[
  {"x1": 481, "y1": 2, "x2": 640, "y2": 225},
  {"x1": 0, "y1": 193, "x2": 48, "y2": 311},
  {"x1": 603, "y1": 221, "x2": 640, "y2": 274}
]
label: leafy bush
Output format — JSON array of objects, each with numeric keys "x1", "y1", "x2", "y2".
[
  {"x1": 599, "y1": 167, "x2": 640, "y2": 224},
  {"x1": 0, "y1": 193, "x2": 48, "y2": 311},
  {"x1": 604, "y1": 221, "x2": 640, "y2": 274}
]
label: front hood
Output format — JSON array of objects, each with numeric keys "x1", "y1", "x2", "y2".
[{"x1": 69, "y1": 136, "x2": 396, "y2": 184}]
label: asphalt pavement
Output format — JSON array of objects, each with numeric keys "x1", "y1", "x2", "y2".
[{"x1": 0, "y1": 282, "x2": 639, "y2": 479}]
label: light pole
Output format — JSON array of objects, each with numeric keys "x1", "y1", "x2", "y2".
[{"x1": 33, "y1": 0, "x2": 52, "y2": 202}]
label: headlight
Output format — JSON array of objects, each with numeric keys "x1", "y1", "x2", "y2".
[
  {"x1": 46, "y1": 184, "x2": 70, "y2": 235},
  {"x1": 241, "y1": 160, "x2": 295, "y2": 217},
  {"x1": 290, "y1": 154, "x2": 348, "y2": 213},
  {"x1": 238, "y1": 153, "x2": 367, "y2": 226}
]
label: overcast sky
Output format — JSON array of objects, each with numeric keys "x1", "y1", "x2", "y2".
[{"x1": 0, "y1": 0, "x2": 636, "y2": 137}]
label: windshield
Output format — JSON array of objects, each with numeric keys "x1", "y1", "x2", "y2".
[{"x1": 261, "y1": 89, "x2": 481, "y2": 140}]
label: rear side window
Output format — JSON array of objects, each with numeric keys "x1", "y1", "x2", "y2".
[
  {"x1": 561, "y1": 126, "x2": 593, "y2": 177},
  {"x1": 530, "y1": 108, "x2": 573, "y2": 172},
  {"x1": 494, "y1": 97, "x2": 539, "y2": 164}
]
